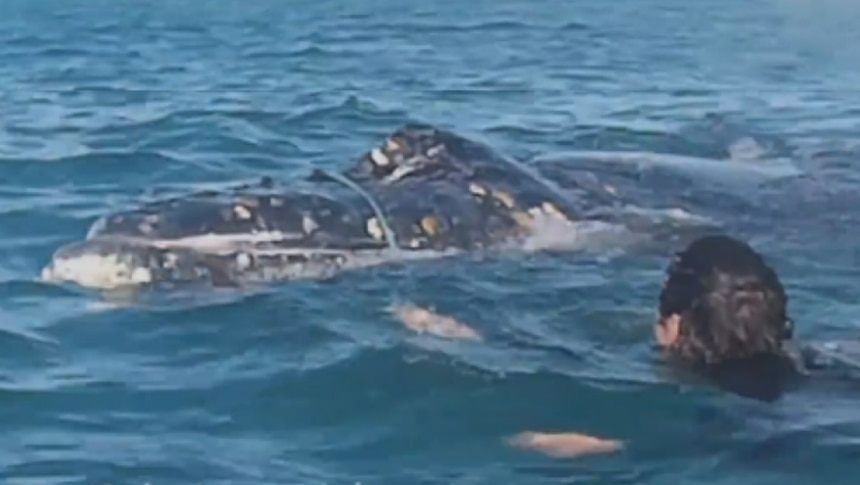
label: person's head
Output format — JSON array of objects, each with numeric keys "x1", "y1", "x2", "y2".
[{"x1": 655, "y1": 235, "x2": 800, "y2": 400}]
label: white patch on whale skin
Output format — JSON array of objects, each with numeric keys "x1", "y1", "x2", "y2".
[
  {"x1": 86, "y1": 230, "x2": 305, "y2": 253},
  {"x1": 145, "y1": 231, "x2": 300, "y2": 252},
  {"x1": 41, "y1": 253, "x2": 147, "y2": 290}
]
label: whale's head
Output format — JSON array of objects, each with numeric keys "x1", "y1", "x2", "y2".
[{"x1": 40, "y1": 237, "x2": 162, "y2": 290}]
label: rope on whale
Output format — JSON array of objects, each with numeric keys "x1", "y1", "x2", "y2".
[{"x1": 311, "y1": 169, "x2": 399, "y2": 251}]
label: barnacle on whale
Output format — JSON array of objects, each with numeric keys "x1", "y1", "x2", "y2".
[
  {"x1": 420, "y1": 215, "x2": 441, "y2": 237},
  {"x1": 469, "y1": 182, "x2": 488, "y2": 197},
  {"x1": 302, "y1": 214, "x2": 319, "y2": 235},
  {"x1": 541, "y1": 202, "x2": 569, "y2": 221},
  {"x1": 426, "y1": 144, "x2": 444, "y2": 157},
  {"x1": 366, "y1": 217, "x2": 384, "y2": 241},
  {"x1": 235, "y1": 252, "x2": 252, "y2": 271},
  {"x1": 163, "y1": 252, "x2": 179, "y2": 269},
  {"x1": 384, "y1": 138, "x2": 401, "y2": 153},
  {"x1": 511, "y1": 211, "x2": 533, "y2": 229},
  {"x1": 233, "y1": 205, "x2": 253, "y2": 220},
  {"x1": 493, "y1": 190, "x2": 516, "y2": 209},
  {"x1": 369, "y1": 148, "x2": 391, "y2": 167},
  {"x1": 137, "y1": 222, "x2": 154, "y2": 234}
]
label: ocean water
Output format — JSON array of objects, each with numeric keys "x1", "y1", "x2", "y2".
[{"x1": 3, "y1": 0, "x2": 860, "y2": 483}]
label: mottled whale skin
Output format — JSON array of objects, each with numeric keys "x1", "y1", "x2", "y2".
[{"x1": 39, "y1": 123, "x2": 629, "y2": 291}]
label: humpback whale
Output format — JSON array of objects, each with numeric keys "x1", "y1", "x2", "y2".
[{"x1": 40, "y1": 123, "x2": 717, "y2": 291}]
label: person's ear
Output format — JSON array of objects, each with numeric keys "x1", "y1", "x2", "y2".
[{"x1": 655, "y1": 314, "x2": 681, "y2": 348}]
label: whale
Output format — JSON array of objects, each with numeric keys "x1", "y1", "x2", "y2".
[{"x1": 41, "y1": 123, "x2": 789, "y2": 292}]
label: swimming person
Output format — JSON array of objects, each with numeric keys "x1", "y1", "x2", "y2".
[
  {"x1": 506, "y1": 234, "x2": 832, "y2": 458},
  {"x1": 653, "y1": 235, "x2": 860, "y2": 398},
  {"x1": 653, "y1": 234, "x2": 806, "y2": 402}
]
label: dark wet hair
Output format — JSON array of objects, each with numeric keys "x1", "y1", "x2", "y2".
[
  {"x1": 658, "y1": 235, "x2": 803, "y2": 401},
  {"x1": 659, "y1": 234, "x2": 794, "y2": 366}
]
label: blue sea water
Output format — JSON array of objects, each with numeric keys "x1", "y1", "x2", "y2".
[{"x1": 3, "y1": 0, "x2": 860, "y2": 483}]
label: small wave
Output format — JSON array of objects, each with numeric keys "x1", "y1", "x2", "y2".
[
  {"x1": 1, "y1": 151, "x2": 186, "y2": 187},
  {"x1": 0, "y1": 320, "x2": 59, "y2": 349},
  {"x1": 559, "y1": 21, "x2": 590, "y2": 31},
  {"x1": 321, "y1": 20, "x2": 539, "y2": 37},
  {"x1": 284, "y1": 95, "x2": 410, "y2": 128}
]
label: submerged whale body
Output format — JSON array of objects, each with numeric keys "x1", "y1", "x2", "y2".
[{"x1": 41, "y1": 123, "x2": 722, "y2": 291}]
